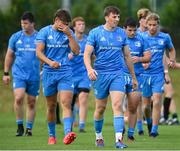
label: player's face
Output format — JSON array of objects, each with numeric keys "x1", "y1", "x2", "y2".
[
  {"x1": 147, "y1": 19, "x2": 159, "y2": 35},
  {"x1": 125, "y1": 26, "x2": 136, "y2": 38},
  {"x1": 54, "y1": 17, "x2": 69, "y2": 30},
  {"x1": 139, "y1": 16, "x2": 147, "y2": 28},
  {"x1": 74, "y1": 21, "x2": 85, "y2": 34},
  {"x1": 106, "y1": 12, "x2": 120, "y2": 28},
  {"x1": 21, "y1": 20, "x2": 34, "y2": 32}
]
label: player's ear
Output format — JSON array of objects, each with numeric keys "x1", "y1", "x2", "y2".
[{"x1": 105, "y1": 16, "x2": 108, "y2": 22}]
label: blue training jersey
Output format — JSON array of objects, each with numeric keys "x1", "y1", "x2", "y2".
[
  {"x1": 86, "y1": 25, "x2": 128, "y2": 74},
  {"x1": 142, "y1": 31, "x2": 174, "y2": 74},
  {"x1": 69, "y1": 34, "x2": 87, "y2": 76},
  {"x1": 36, "y1": 25, "x2": 72, "y2": 73},
  {"x1": 8, "y1": 30, "x2": 40, "y2": 81},
  {"x1": 122, "y1": 33, "x2": 149, "y2": 75}
]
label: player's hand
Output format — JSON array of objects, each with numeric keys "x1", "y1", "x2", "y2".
[
  {"x1": 87, "y1": 68, "x2": 97, "y2": 81},
  {"x1": 49, "y1": 61, "x2": 60, "y2": 69},
  {"x1": 57, "y1": 25, "x2": 71, "y2": 37},
  {"x1": 131, "y1": 56, "x2": 140, "y2": 63},
  {"x1": 132, "y1": 77, "x2": 138, "y2": 91},
  {"x1": 168, "y1": 59, "x2": 176, "y2": 69},
  {"x1": 68, "y1": 53, "x2": 74, "y2": 60},
  {"x1": 142, "y1": 62, "x2": 150, "y2": 69},
  {"x1": 3, "y1": 75, "x2": 11, "y2": 85}
]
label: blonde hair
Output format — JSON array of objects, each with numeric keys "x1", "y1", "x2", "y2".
[
  {"x1": 146, "y1": 13, "x2": 160, "y2": 24},
  {"x1": 137, "y1": 8, "x2": 151, "y2": 20},
  {"x1": 72, "y1": 16, "x2": 85, "y2": 27}
]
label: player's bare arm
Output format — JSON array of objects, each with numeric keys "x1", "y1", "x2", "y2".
[
  {"x1": 3, "y1": 48, "x2": 15, "y2": 85},
  {"x1": 84, "y1": 45, "x2": 97, "y2": 81},
  {"x1": 131, "y1": 50, "x2": 151, "y2": 63},
  {"x1": 168, "y1": 47, "x2": 176, "y2": 68},
  {"x1": 123, "y1": 45, "x2": 138, "y2": 90},
  {"x1": 36, "y1": 42, "x2": 60, "y2": 69}
]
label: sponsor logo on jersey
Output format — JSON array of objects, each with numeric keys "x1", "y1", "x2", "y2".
[{"x1": 100, "y1": 37, "x2": 106, "y2": 41}]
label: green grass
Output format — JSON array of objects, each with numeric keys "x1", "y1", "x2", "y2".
[{"x1": 0, "y1": 70, "x2": 180, "y2": 150}]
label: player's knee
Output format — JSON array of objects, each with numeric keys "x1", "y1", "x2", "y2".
[
  {"x1": 96, "y1": 105, "x2": 106, "y2": 115},
  {"x1": 27, "y1": 100, "x2": 36, "y2": 110},
  {"x1": 128, "y1": 106, "x2": 137, "y2": 114},
  {"x1": 47, "y1": 102, "x2": 56, "y2": 114},
  {"x1": 14, "y1": 96, "x2": 24, "y2": 106},
  {"x1": 61, "y1": 99, "x2": 71, "y2": 109},
  {"x1": 153, "y1": 100, "x2": 161, "y2": 108},
  {"x1": 143, "y1": 104, "x2": 151, "y2": 112}
]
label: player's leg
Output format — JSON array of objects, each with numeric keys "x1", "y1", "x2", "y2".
[
  {"x1": 169, "y1": 99, "x2": 180, "y2": 125},
  {"x1": 150, "y1": 74, "x2": 164, "y2": 137},
  {"x1": 110, "y1": 91, "x2": 127, "y2": 148},
  {"x1": 142, "y1": 75, "x2": 152, "y2": 135},
  {"x1": 25, "y1": 80, "x2": 40, "y2": 136},
  {"x1": 42, "y1": 72, "x2": 57, "y2": 144},
  {"x1": 137, "y1": 98, "x2": 144, "y2": 135},
  {"x1": 163, "y1": 81, "x2": 173, "y2": 122},
  {"x1": 78, "y1": 90, "x2": 89, "y2": 132},
  {"x1": 25, "y1": 95, "x2": 36, "y2": 136},
  {"x1": 14, "y1": 88, "x2": 26, "y2": 136},
  {"x1": 94, "y1": 98, "x2": 107, "y2": 147},
  {"x1": 150, "y1": 93, "x2": 162, "y2": 137},
  {"x1": 13, "y1": 79, "x2": 26, "y2": 136},
  {"x1": 46, "y1": 94, "x2": 57, "y2": 144},
  {"x1": 127, "y1": 91, "x2": 141, "y2": 141},
  {"x1": 143, "y1": 97, "x2": 152, "y2": 134},
  {"x1": 57, "y1": 75, "x2": 76, "y2": 144}
]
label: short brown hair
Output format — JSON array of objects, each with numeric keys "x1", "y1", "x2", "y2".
[
  {"x1": 137, "y1": 8, "x2": 151, "y2": 20},
  {"x1": 72, "y1": 16, "x2": 85, "y2": 27},
  {"x1": 146, "y1": 13, "x2": 160, "y2": 24},
  {"x1": 104, "y1": 6, "x2": 120, "y2": 17},
  {"x1": 54, "y1": 9, "x2": 71, "y2": 22}
]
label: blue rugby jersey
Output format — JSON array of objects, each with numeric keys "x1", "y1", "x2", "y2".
[
  {"x1": 142, "y1": 31, "x2": 174, "y2": 74},
  {"x1": 86, "y1": 25, "x2": 128, "y2": 74},
  {"x1": 69, "y1": 34, "x2": 87, "y2": 76},
  {"x1": 36, "y1": 25, "x2": 73, "y2": 73},
  {"x1": 122, "y1": 33, "x2": 149, "y2": 75},
  {"x1": 8, "y1": 30, "x2": 40, "y2": 81}
]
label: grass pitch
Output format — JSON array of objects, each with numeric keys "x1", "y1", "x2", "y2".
[{"x1": 0, "y1": 69, "x2": 180, "y2": 150}]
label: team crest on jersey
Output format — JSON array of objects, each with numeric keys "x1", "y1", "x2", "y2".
[
  {"x1": 48, "y1": 35, "x2": 53, "y2": 40},
  {"x1": 135, "y1": 41, "x2": 141, "y2": 47},
  {"x1": 17, "y1": 40, "x2": 22, "y2": 44},
  {"x1": 158, "y1": 39, "x2": 164, "y2": 45},
  {"x1": 117, "y1": 36, "x2": 122, "y2": 42},
  {"x1": 100, "y1": 36, "x2": 106, "y2": 41}
]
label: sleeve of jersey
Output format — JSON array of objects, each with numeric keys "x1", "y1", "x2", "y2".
[
  {"x1": 86, "y1": 30, "x2": 96, "y2": 47},
  {"x1": 8, "y1": 34, "x2": 17, "y2": 52},
  {"x1": 36, "y1": 28, "x2": 47, "y2": 44},
  {"x1": 166, "y1": 33, "x2": 174, "y2": 50}
]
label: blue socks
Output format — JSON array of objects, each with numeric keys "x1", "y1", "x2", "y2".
[
  {"x1": 137, "y1": 120, "x2": 144, "y2": 132},
  {"x1": 94, "y1": 119, "x2": 104, "y2": 133},
  {"x1": 16, "y1": 119, "x2": 23, "y2": 125},
  {"x1": 48, "y1": 122, "x2": 56, "y2": 137},
  {"x1": 79, "y1": 121, "x2": 85, "y2": 130},
  {"x1": 128, "y1": 127, "x2": 135, "y2": 137},
  {"x1": 113, "y1": 116, "x2": 124, "y2": 133},
  {"x1": 26, "y1": 121, "x2": 33, "y2": 129},
  {"x1": 146, "y1": 118, "x2": 152, "y2": 125},
  {"x1": 151, "y1": 125, "x2": 158, "y2": 133},
  {"x1": 63, "y1": 117, "x2": 72, "y2": 135}
]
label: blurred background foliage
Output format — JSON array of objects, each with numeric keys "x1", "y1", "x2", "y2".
[{"x1": 0, "y1": 0, "x2": 180, "y2": 68}]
